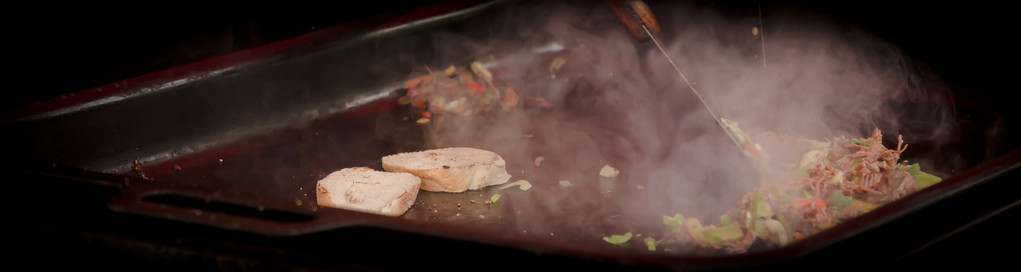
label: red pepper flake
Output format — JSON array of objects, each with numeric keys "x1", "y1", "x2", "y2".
[
  {"x1": 466, "y1": 82, "x2": 484, "y2": 93},
  {"x1": 792, "y1": 198, "x2": 827, "y2": 210},
  {"x1": 415, "y1": 101, "x2": 426, "y2": 110},
  {"x1": 172, "y1": 164, "x2": 183, "y2": 171},
  {"x1": 405, "y1": 75, "x2": 431, "y2": 90},
  {"x1": 421, "y1": 111, "x2": 432, "y2": 118}
]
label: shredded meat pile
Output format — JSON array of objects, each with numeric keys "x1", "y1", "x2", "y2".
[{"x1": 658, "y1": 128, "x2": 940, "y2": 253}]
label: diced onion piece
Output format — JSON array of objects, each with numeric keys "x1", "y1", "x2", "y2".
[
  {"x1": 828, "y1": 171, "x2": 845, "y2": 184},
  {"x1": 764, "y1": 219, "x2": 789, "y2": 246},
  {"x1": 558, "y1": 180, "x2": 573, "y2": 188},
  {"x1": 415, "y1": 118, "x2": 430, "y2": 124},
  {"x1": 444, "y1": 65, "x2": 457, "y2": 77},
  {"x1": 799, "y1": 150, "x2": 825, "y2": 170},
  {"x1": 498, "y1": 180, "x2": 532, "y2": 191},
  {"x1": 500, "y1": 88, "x2": 519, "y2": 111},
  {"x1": 470, "y1": 61, "x2": 492, "y2": 82},
  {"x1": 549, "y1": 57, "x2": 567, "y2": 74},
  {"x1": 599, "y1": 165, "x2": 620, "y2": 178}
]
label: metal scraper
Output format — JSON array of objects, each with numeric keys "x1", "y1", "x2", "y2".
[{"x1": 607, "y1": 0, "x2": 762, "y2": 161}]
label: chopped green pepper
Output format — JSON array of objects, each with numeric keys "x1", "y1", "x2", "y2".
[
  {"x1": 663, "y1": 214, "x2": 684, "y2": 230},
  {"x1": 746, "y1": 190, "x2": 759, "y2": 230},
  {"x1": 851, "y1": 157, "x2": 862, "y2": 169},
  {"x1": 720, "y1": 214, "x2": 732, "y2": 226},
  {"x1": 898, "y1": 163, "x2": 942, "y2": 189},
  {"x1": 490, "y1": 193, "x2": 501, "y2": 203},
  {"x1": 703, "y1": 223, "x2": 744, "y2": 243},
  {"x1": 602, "y1": 232, "x2": 633, "y2": 245},
  {"x1": 828, "y1": 190, "x2": 853, "y2": 208},
  {"x1": 746, "y1": 189, "x2": 771, "y2": 236},
  {"x1": 850, "y1": 199, "x2": 879, "y2": 211},
  {"x1": 644, "y1": 237, "x2": 657, "y2": 251},
  {"x1": 685, "y1": 218, "x2": 712, "y2": 246},
  {"x1": 755, "y1": 198, "x2": 772, "y2": 218}
]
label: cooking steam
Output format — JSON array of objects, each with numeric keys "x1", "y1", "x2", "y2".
[{"x1": 399, "y1": 1, "x2": 958, "y2": 242}]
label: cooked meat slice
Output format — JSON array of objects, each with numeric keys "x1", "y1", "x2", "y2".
[
  {"x1": 316, "y1": 167, "x2": 421, "y2": 216},
  {"x1": 382, "y1": 147, "x2": 512, "y2": 192}
]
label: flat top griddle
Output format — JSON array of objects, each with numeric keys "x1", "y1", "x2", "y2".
[{"x1": 8, "y1": 0, "x2": 1021, "y2": 270}]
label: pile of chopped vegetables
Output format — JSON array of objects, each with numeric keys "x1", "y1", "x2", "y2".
[
  {"x1": 655, "y1": 127, "x2": 941, "y2": 253},
  {"x1": 400, "y1": 61, "x2": 525, "y2": 124}
]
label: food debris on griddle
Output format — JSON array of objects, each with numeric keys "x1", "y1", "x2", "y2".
[{"x1": 132, "y1": 158, "x2": 154, "y2": 181}]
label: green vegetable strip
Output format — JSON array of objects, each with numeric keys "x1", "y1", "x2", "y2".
[
  {"x1": 851, "y1": 157, "x2": 862, "y2": 168},
  {"x1": 849, "y1": 140, "x2": 873, "y2": 147},
  {"x1": 685, "y1": 219, "x2": 711, "y2": 245},
  {"x1": 663, "y1": 214, "x2": 684, "y2": 230},
  {"x1": 828, "y1": 190, "x2": 853, "y2": 208},
  {"x1": 703, "y1": 223, "x2": 744, "y2": 243},
  {"x1": 899, "y1": 163, "x2": 942, "y2": 189},
  {"x1": 644, "y1": 237, "x2": 657, "y2": 251},
  {"x1": 747, "y1": 189, "x2": 770, "y2": 236},
  {"x1": 746, "y1": 190, "x2": 760, "y2": 231},
  {"x1": 720, "y1": 214, "x2": 732, "y2": 226},
  {"x1": 602, "y1": 232, "x2": 633, "y2": 245}
]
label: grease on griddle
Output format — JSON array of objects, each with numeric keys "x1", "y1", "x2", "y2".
[{"x1": 132, "y1": 158, "x2": 154, "y2": 181}]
